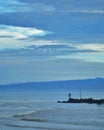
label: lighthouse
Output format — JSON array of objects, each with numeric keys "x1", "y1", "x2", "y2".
[{"x1": 68, "y1": 93, "x2": 71, "y2": 101}]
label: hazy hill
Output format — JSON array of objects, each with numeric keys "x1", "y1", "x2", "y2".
[{"x1": 0, "y1": 78, "x2": 104, "y2": 92}]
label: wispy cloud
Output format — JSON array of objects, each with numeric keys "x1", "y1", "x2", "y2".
[
  {"x1": 0, "y1": 24, "x2": 52, "y2": 39},
  {"x1": 0, "y1": 0, "x2": 22, "y2": 13},
  {"x1": 0, "y1": 0, "x2": 55, "y2": 13},
  {"x1": 0, "y1": 38, "x2": 104, "y2": 63},
  {"x1": 76, "y1": 43, "x2": 104, "y2": 52},
  {"x1": 54, "y1": 43, "x2": 104, "y2": 63},
  {"x1": 0, "y1": 24, "x2": 52, "y2": 50},
  {"x1": 1, "y1": 0, "x2": 103, "y2": 14},
  {"x1": 0, "y1": 34, "x2": 104, "y2": 52},
  {"x1": 57, "y1": 52, "x2": 104, "y2": 63},
  {"x1": 60, "y1": 9, "x2": 104, "y2": 14}
]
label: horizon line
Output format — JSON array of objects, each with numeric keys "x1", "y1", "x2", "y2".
[{"x1": 0, "y1": 77, "x2": 103, "y2": 86}]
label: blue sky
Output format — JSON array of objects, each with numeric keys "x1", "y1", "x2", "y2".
[{"x1": 0, "y1": 0, "x2": 104, "y2": 84}]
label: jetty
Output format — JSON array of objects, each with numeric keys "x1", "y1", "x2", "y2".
[{"x1": 57, "y1": 93, "x2": 104, "y2": 105}]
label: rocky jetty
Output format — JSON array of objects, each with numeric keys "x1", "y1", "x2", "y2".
[{"x1": 57, "y1": 93, "x2": 104, "y2": 105}]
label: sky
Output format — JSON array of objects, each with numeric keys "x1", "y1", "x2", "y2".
[{"x1": 0, "y1": 0, "x2": 104, "y2": 84}]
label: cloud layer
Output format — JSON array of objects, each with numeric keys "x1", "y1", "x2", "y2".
[
  {"x1": 0, "y1": 0, "x2": 104, "y2": 84},
  {"x1": 1, "y1": 0, "x2": 104, "y2": 14}
]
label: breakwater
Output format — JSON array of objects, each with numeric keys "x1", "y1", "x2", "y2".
[{"x1": 57, "y1": 93, "x2": 104, "y2": 105}]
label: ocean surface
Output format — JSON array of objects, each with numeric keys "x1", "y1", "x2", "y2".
[{"x1": 0, "y1": 90, "x2": 104, "y2": 130}]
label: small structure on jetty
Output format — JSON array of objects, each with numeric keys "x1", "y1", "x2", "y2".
[
  {"x1": 68, "y1": 93, "x2": 71, "y2": 100},
  {"x1": 57, "y1": 93, "x2": 104, "y2": 105}
]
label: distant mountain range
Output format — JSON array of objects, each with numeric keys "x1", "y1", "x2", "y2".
[{"x1": 0, "y1": 78, "x2": 104, "y2": 92}]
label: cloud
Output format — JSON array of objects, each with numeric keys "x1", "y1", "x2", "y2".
[
  {"x1": 0, "y1": 35, "x2": 104, "y2": 52},
  {"x1": 0, "y1": 0, "x2": 103, "y2": 15},
  {"x1": 0, "y1": 25, "x2": 52, "y2": 50},
  {"x1": 0, "y1": 24, "x2": 52, "y2": 39},
  {"x1": 0, "y1": 0, "x2": 21, "y2": 13},
  {"x1": 0, "y1": 40, "x2": 104, "y2": 60},
  {"x1": 76, "y1": 43, "x2": 104, "y2": 52},
  {"x1": 0, "y1": 24, "x2": 104, "y2": 63},
  {"x1": 0, "y1": 0, "x2": 55, "y2": 13},
  {"x1": 59, "y1": 9, "x2": 104, "y2": 14},
  {"x1": 56, "y1": 52, "x2": 104, "y2": 63}
]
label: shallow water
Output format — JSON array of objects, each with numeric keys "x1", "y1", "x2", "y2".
[{"x1": 0, "y1": 91, "x2": 104, "y2": 130}]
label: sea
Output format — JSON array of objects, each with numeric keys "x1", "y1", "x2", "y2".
[{"x1": 0, "y1": 90, "x2": 104, "y2": 130}]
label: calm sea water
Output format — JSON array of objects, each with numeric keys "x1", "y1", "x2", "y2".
[{"x1": 0, "y1": 90, "x2": 104, "y2": 130}]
